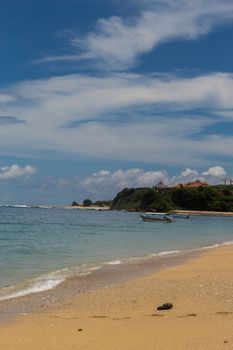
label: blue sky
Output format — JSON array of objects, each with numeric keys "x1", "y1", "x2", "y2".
[{"x1": 1, "y1": 0, "x2": 233, "y2": 204}]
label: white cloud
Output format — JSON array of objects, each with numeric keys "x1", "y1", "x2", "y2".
[
  {"x1": 37, "y1": 0, "x2": 233, "y2": 70},
  {"x1": 79, "y1": 165, "x2": 227, "y2": 196},
  {"x1": 80, "y1": 168, "x2": 168, "y2": 193},
  {"x1": 171, "y1": 165, "x2": 227, "y2": 186},
  {"x1": 8, "y1": 72, "x2": 233, "y2": 120},
  {"x1": 202, "y1": 166, "x2": 226, "y2": 177},
  {"x1": 0, "y1": 95, "x2": 14, "y2": 103},
  {"x1": 0, "y1": 164, "x2": 36, "y2": 181},
  {"x1": 0, "y1": 72, "x2": 233, "y2": 166},
  {"x1": 171, "y1": 168, "x2": 202, "y2": 186},
  {"x1": 181, "y1": 168, "x2": 199, "y2": 177}
]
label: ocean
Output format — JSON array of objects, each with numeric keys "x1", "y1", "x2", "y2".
[{"x1": 1, "y1": 206, "x2": 233, "y2": 301}]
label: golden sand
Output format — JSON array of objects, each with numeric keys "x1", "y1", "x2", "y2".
[{"x1": 1, "y1": 245, "x2": 233, "y2": 349}]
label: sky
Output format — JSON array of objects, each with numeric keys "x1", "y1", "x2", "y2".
[{"x1": 1, "y1": 0, "x2": 233, "y2": 204}]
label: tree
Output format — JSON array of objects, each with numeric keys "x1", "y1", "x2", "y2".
[{"x1": 83, "y1": 198, "x2": 93, "y2": 207}]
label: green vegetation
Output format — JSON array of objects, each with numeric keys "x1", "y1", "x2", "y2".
[
  {"x1": 94, "y1": 200, "x2": 112, "y2": 207},
  {"x1": 111, "y1": 185, "x2": 233, "y2": 212},
  {"x1": 71, "y1": 199, "x2": 112, "y2": 207},
  {"x1": 82, "y1": 198, "x2": 93, "y2": 207}
]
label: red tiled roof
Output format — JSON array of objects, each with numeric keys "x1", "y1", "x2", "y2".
[{"x1": 174, "y1": 180, "x2": 209, "y2": 188}]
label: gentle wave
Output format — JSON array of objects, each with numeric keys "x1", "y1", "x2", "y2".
[
  {"x1": 104, "y1": 260, "x2": 122, "y2": 265},
  {"x1": 0, "y1": 204, "x2": 53, "y2": 209},
  {"x1": 0, "y1": 204, "x2": 29, "y2": 208},
  {"x1": 199, "y1": 240, "x2": 233, "y2": 251},
  {"x1": 0, "y1": 277, "x2": 65, "y2": 301},
  {"x1": 0, "y1": 263, "x2": 102, "y2": 301},
  {"x1": 1, "y1": 240, "x2": 233, "y2": 301},
  {"x1": 157, "y1": 250, "x2": 181, "y2": 256}
]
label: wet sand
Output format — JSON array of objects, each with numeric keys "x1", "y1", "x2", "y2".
[{"x1": 1, "y1": 245, "x2": 233, "y2": 349}]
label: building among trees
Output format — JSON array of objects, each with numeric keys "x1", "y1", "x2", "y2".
[{"x1": 174, "y1": 180, "x2": 209, "y2": 189}]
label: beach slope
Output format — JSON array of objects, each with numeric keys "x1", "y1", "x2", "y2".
[{"x1": 1, "y1": 245, "x2": 233, "y2": 349}]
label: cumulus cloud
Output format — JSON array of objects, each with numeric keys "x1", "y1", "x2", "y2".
[
  {"x1": 78, "y1": 165, "x2": 228, "y2": 197},
  {"x1": 0, "y1": 164, "x2": 36, "y2": 181},
  {"x1": 80, "y1": 168, "x2": 168, "y2": 193},
  {"x1": 202, "y1": 166, "x2": 226, "y2": 177},
  {"x1": 171, "y1": 168, "x2": 203, "y2": 186},
  {"x1": 37, "y1": 0, "x2": 233, "y2": 70},
  {"x1": 171, "y1": 165, "x2": 227, "y2": 186},
  {"x1": 181, "y1": 168, "x2": 199, "y2": 177}
]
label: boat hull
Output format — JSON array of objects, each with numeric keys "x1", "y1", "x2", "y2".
[{"x1": 140, "y1": 215, "x2": 173, "y2": 223}]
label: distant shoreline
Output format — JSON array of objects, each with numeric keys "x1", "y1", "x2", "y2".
[
  {"x1": 0, "y1": 204, "x2": 111, "y2": 211},
  {"x1": 168, "y1": 209, "x2": 233, "y2": 217},
  {"x1": 65, "y1": 206, "x2": 233, "y2": 215},
  {"x1": 1, "y1": 204, "x2": 233, "y2": 216},
  {"x1": 65, "y1": 206, "x2": 233, "y2": 216},
  {"x1": 64, "y1": 205, "x2": 110, "y2": 211}
]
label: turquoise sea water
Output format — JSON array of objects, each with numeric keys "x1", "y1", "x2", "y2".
[{"x1": 1, "y1": 207, "x2": 233, "y2": 300}]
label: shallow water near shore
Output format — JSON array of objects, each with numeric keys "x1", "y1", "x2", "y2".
[{"x1": 1, "y1": 207, "x2": 233, "y2": 303}]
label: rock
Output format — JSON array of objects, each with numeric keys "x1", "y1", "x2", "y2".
[{"x1": 157, "y1": 303, "x2": 173, "y2": 310}]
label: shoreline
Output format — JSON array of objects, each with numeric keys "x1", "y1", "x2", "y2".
[
  {"x1": 1, "y1": 245, "x2": 233, "y2": 348},
  {"x1": 1, "y1": 210, "x2": 233, "y2": 325},
  {"x1": 169, "y1": 209, "x2": 233, "y2": 217},
  {"x1": 0, "y1": 248, "x2": 200, "y2": 324},
  {"x1": 1, "y1": 237, "x2": 233, "y2": 324},
  {"x1": 2, "y1": 205, "x2": 233, "y2": 217}
]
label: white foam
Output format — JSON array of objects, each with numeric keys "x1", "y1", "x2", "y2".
[
  {"x1": 0, "y1": 277, "x2": 65, "y2": 301},
  {"x1": 13, "y1": 204, "x2": 28, "y2": 208},
  {"x1": 157, "y1": 250, "x2": 181, "y2": 256},
  {"x1": 2, "y1": 240, "x2": 233, "y2": 302},
  {"x1": 0, "y1": 262, "x2": 103, "y2": 301},
  {"x1": 5, "y1": 204, "x2": 29, "y2": 208},
  {"x1": 88, "y1": 265, "x2": 101, "y2": 271},
  {"x1": 193, "y1": 240, "x2": 233, "y2": 252},
  {"x1": 222, "y1": 240, "x2": 233, "y2": 246},
  {"x1": 200, "y1": 243, "x2": 220, "y2": 250},
  {"x1": 104, "y1": 260, "x2": 122, "y2": 265}
]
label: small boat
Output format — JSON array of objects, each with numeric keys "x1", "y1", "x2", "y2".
[{"x1": 140, "y1": 214, "x2": 174, "y2": 223}]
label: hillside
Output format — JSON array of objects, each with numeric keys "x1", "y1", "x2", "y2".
[{"x1": 111, "y1": 185, "x2": 233, "y2": 212}]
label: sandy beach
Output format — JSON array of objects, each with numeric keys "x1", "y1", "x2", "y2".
[
  {"x1": 169, "y1": 210, "x2": 233, "y2": 217},
  {"x1": 1, "y1": 245, "x2": 233, "y2": 349}
]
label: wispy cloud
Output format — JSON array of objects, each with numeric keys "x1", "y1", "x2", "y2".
[
  {"x1": 0, "y1": 116, "x2": 25, "y2": 125},
  {"x1": 0, "y1": 72, "x2": 233, "y2": 165},
  {"x1": 0, "y1": 95, "x2": 15, "y2": 103},
  {"x1": 36, "y1": 0, "x2": 233, "y2": 70}
]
